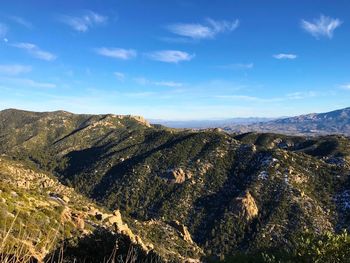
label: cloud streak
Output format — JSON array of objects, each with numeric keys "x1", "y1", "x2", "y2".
[
  {"x1": 146, "y1": 50, "x2": 194, "y2": 63},
  {"x1": 0, "y1": 64, "x2": 32, "y2": 75},
  {"x1": 96, "y1": 47, "x2": 137, "y2": 60},
  {"x1": 12, "y1": 42, "x2": 57, "y2": 61},
  {"x1": 340, "y1": 84, "x2": 350, "y2": 90},
  {"x1": 301, "y1": 15, "x2": 342, "y2": 39},
  {"x1": 8, "y1": 16, "x2": 33, "y2": 29},
  {"x1": 60, "y1": 11, "x2": 107, "y2": 32},
  {"x1": 135, "y1": 77, "x2": 184, "y2": 87},
  {"x1": 114, "y1": 72, "x2": 125, "y2": 81},
  {"x1": 0, "y1": 77, "x2": 56, "y2": 88},
  {"x1": 216, "y1": 95, "x2": 283, "y2": 103},
  {"x1": 0, "y1": 23, "x2": 8, "y2": 38},
  {"x1": 167, "y1": 18, "x2": 239, "y2": 40},
  {"x1": 218, "y1": 63, "x2": 254, "y2": 70},
  {"x1": 154, "y1": 81, "x2": 184, "y2": 87},
  {"x1": 273, "y1": 53, "x2": 297, "y2": 60},
  {"x1": 216, "y1": 91, "x2": 317, "y2": 103}
]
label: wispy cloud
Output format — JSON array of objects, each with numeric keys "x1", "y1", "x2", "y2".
[
  {"x1": 8, "y1": 16, "x2": 33, "y2": 29},
  {"x1": 158, "y1": 36, "x2": 196, "y2": 44},
  {"x1": 95, "y1": 47, "x2": 137, "y2": 60},
  {"x1": 0, "y1": 64, "x2": 32, "y2": 75},
  {"x1": 114, "y1": 72, "x2": 125, "y2": 81},
  {"x1": 167, "y1": 18, "x2": 239, "y2": 40},
  {"x1": 340, "y1": 83, "x2": 350, "y2": 90},
  {"x1": 0, "y1": 23, "x2": 8, "y2": 38},
  {"x1": 216, "y1": 91, "x2": 317, "y2": 102},
  {"x1": 216, "y1": 95, "x2": 283, "y2": 103},
  {"x1": 12, "y1": 42, "x2": 57, "y2": 61},
  {"x1": 146, "y1": 50, "x2": 194, "y2": 63},
  {"x1": 273, "y1": 53, "x2": 297, "y2": 60},
  {"x1": 59, "y1": 10, "x2": 107, "y2": 32},
  {"x1": 286, "y1": 91, "x2": 316, "y2": 99},
  {"x1": 124, "y1": 91, "x2": 156, "y2": 98},
  {"x1": 135, "y1": 77, "x2": 184, "y2": 87},
  {"x1": 0, "y1": 77, "x2": 56, "y2": 88},
  {"x1": 301, "y1": 15, "x2": 342, "y2": 39},
  {"x1": 218, "y1": 63, "x2": 254, "y2": 70},
  {"x1": 154, "y1": 81, "x2": 184, "y2": 87}
]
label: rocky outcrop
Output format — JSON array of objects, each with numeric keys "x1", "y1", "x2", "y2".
[
  {"x1": 164, "y1": 168, "x2": 192, "y2": 184},
  {"x1": 234, "y1": 191, "x2": 259, "y2": 221},
  {"x1": 170, "y1": 220, "x2": 194, "y2": 244},
  {"x1": 106, "y1": 209, "x2": 123, "y2": 226},
  {"x1": 108, "y1": 210, "x2": 152, "y2": 252},
  {"x1": 112, "y1": 114, "x2": 151, "y2": 127}
]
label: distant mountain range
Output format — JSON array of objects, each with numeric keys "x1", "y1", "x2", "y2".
[
  {"x1": 150, "y1": 117, "x2": 276, "y2": 129},
  {"x1": 225, "y1": 107, "x2": 350, "y2": 136},
  {"x1": 152, "y1": 107, "x2": 350, "y2": 136}
]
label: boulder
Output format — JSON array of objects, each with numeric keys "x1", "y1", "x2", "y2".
[
  {"x1": 170, "y1": 220, "x2": 194, "y2": 244},
  {"x1": 234, "y1": 191, "x2": 259, "y2": 221},
  {"x1": 72, "y1": 212, "x2": 85, "y2": 230},
  {"x1": 107, "y1": 209, "x2": 123, "y2": 226},
  {"x1": 62, "y1": 195, "x2": 70, "y2": 203},
  {"x1": 165, "y1": 168, "x2": 191, "y2": 184}
]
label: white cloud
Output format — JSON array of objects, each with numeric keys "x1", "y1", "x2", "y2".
[
  {"x1": 206, "y1": 18, "x2": 240, "y2": 33},
  {"x1": 0, "y1": 77, "x2": 56, "y2": 88},
  {"x1": 114, "y1": 72, "x2": 125, "y2": 81},
  {"x1": 286, "y1": 91, "x2": 316, "y2": 99},
  {"x1": 0, "y1": 23, "x2": 8, "y2": 38},
  {"x1": 218, "y1": 63, "x2": 254, "y2": 70},
  {"x1": 340, "y1": 84, "x2": 350, "y2": 90},
  {"x1": 147, "y1": 50, "x2": 194, "y2": 63},
  {"x1": 167, "y1": 23, "x2": 213, "y2": 39},
  {"x1": 301, "y1": 15, "x2": 342, "y2": 39},
  {"x1": 273, "y1": 53, "x2": 297, "y2": 60},
  {"x1": 12, "y1": 42, "x2": 57, "y2": 61},
  {"x1": 217, "y1": 91, "x2": 317, "y2": 102},
  {"x1": 167, "y1": 18, "x2": 239, "y2": 40},
  {"x1": 60, "y1": 11, "x2": 107, "y2": 32},
  {"x1": 216, "y1": 95, "x2": 283, "y2": 103},
  {"x1": 8, "y1": 16, "x2": 33, "y2": 29},
  {"x1": 134, "y1": 77, "x2": 149, "y2": 85},
  {"x1": 0, "y1": 64, "x2": 32, "y2": 75},
  {"x1": 124, "y1": 91, "x2": 156, "y2": 98},
  {"x1": 95, "y1": 47, "x2": 137, "y2": 60},
  {"x1": 154, "y1": 81, "x2": 183, "y2": 87},
  {"x1": 135, "y1": 77, "x2": 183, "y2": 87}
]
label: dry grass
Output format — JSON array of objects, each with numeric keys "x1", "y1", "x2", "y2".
[
  {"x1": 0, "y1": 212, "x2": 61, "y2": 263},
  {"x1": 0, "y1": 214, "x2": 159, "y2": 263}
]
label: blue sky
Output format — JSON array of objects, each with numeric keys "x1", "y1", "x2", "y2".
[{"x1": 0, "y1": 0, "x2": 350, "y2": 120}]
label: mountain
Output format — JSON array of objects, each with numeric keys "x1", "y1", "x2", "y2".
[
  {"x1": 1, "y1": 108, "x2": 350, "y2": 262},
  {"x1": 225, "y1": 107, "x2": 350, "y2": 136}
]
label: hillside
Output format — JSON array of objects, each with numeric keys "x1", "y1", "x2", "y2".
[
  {"x1": 1, "y1": 109, "x2": 350, "y2": 261},
  {"x1": 225, "y1": 107, "x2": 350, "y2": 136},
  {"x1": 0, "y1": 156, "x2": 203, "y2": 262}
]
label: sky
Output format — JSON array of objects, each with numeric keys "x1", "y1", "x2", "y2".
[{"x1": 0, "y1": 0, "x2": 350, "y2": 120}]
